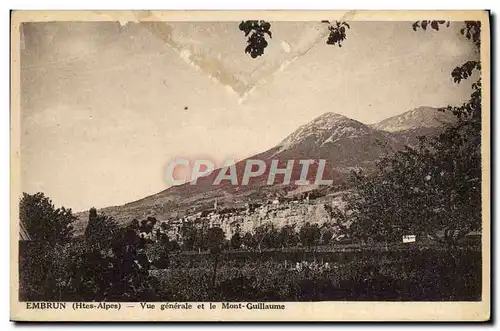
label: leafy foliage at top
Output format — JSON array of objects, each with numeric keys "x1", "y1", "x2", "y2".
[
  {"x1": 239, "y1": 20, "x2": 272, "y2": 58},
  {"x1": 412, "y1": 20, "x2": 481, "y2": 48},
  {"x1": 412, "y1": 20, "x2": 450, "y2": 32},
  {"x1": 322, "y1": 21, "x2": 351, "y2": 47},
  {"x1": 240, "y1": 19, "x2": 351, "y2": 57}
]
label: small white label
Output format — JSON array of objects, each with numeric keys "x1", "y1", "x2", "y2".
[{"x1": 403, "y1": 235, "x2": 416, "y2": 243}]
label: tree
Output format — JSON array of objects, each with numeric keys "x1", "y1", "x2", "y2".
[
  {"x1": 242, "y1": 232, "x2": 257, "y2": 250},
  {"x1": 168, "y1": 240, "x2": 180, "y2": 251},
  {"x1": 130, "y1": 218, "x2": 139, "y2": 230},
  {"x1": 140, "y1": 219, "x2": 148, "y2": 232},
  {"x1": 206, "y1": 227, "x2": 225, "y2": 287},
  {"x1": 344, "y1": 20, "x2": 482, "y2": 245},
  {"x1": 262, "y1": 225, "x2": 279, "y2": 249},
  {"x1": 252, "y1": 223, "x2": 280, "y2": 250},
  {"x1": 84, "y1": 207, "x2": 118, "y2": 250},
  {"x1": 181, "y1": 221, "x2": 197, "y2": 250},
  {"x1": 322, "y1": 228, "x2": 334, "y2": 245},
  {"x1": 146, "y1": 241, "x2": 170, "y2": 269},
  {"x1": 253, "y1": 224, "x2": 269, "y2": 251},
  {"x1": 230, "y1": 232, "x2": 242, "y2": 249},
  {"x1": 74, "y1": 210, "x2": 159, "y2": 301},
  {"x1": 207, "y1": 227, "x2": 225, "y2": 254},
  {"x1": 20, "y1": 204, "x2": 160, "y2": 301},
  {"x1": 19, "y1": 192, "x2": 75, "y2": 243},
  {"x1": 62, "y1": 233, "x2": 159, "y2": 301},
  {"x1": 146, "y1": 216, "x2": 158, "y2": 230},
  {"x1": 324, "y1": 204, "x2": 349, "y2": 237},
  {"x1": 278, "y1": 224, "x2": 299, "y2": 247},
  {"x1": 194, "y1": 227, "x2": 208, "y2": 251},
  {"x1": 299, "y1": 222, "x2": 321, "y2": 248}
]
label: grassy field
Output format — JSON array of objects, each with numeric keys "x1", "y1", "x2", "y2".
[
  {"x1": 19, "y1": 240, "x2": 481, "y2": 302},
  {"x1": 150, "y1": 245, "x2": 482, "y2": 301}
]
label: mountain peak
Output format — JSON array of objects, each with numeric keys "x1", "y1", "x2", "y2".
[
  {"x1": 314, "y1": 111, "x2": 347, "y2": 120},
  {"x1": 275, "y1": 112, "x2": 373, "y2": 154},
  {"x1": 372, "y1": 106, "x2": 456, "y2": 132},
  {"x1": 309, "y1": 112, "x2": 353, "y2": 126}
]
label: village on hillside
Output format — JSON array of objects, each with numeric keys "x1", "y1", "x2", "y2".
[{"x1": 134, "y1": 190, "x2": 349, "y2": 247}]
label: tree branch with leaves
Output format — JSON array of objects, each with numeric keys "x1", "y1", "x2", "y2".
[{"x1": 239, "y1": 20, "x2": 272, "y2": 58}]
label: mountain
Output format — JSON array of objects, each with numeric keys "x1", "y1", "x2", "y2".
[
  {"x1": 371, "y1": 106, "x2": 456, "y2": 132},
  {"x1": 269, "y1": 112, "x2": 398, "y2": 169},
  {"x1": 73, "y1": 107, "x2": 453, "y2": 234},
  {"x1": 133, "y1": 112, "x2": 398, "y2": 200},
  {"x1": 371, "y1": 106, "x2": 456, "y2": 147}
]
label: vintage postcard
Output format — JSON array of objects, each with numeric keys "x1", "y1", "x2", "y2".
[{"x1": 10, "y1": 10, "x2": 490, "y2": 322}]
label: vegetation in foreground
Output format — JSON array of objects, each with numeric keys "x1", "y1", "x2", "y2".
[{"x1": 20, "y1": 234, "x2": 481, "y2": 302}]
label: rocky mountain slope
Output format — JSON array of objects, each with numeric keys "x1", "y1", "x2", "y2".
[
  {"x1": 73, "y1": 106, "x2": 454, "y2": 234},
  {"x1": 371, "y1": 106, "x2": 456, "y2": 132}
]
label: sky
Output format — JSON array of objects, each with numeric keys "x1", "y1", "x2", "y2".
[{"x1": 20, "y1": 21, "x2": 477, "y2": 211}]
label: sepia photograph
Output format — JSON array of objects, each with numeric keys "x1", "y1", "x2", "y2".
[{"x1": 10, "y1": 10, "x2": 490, "y2": 321}]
